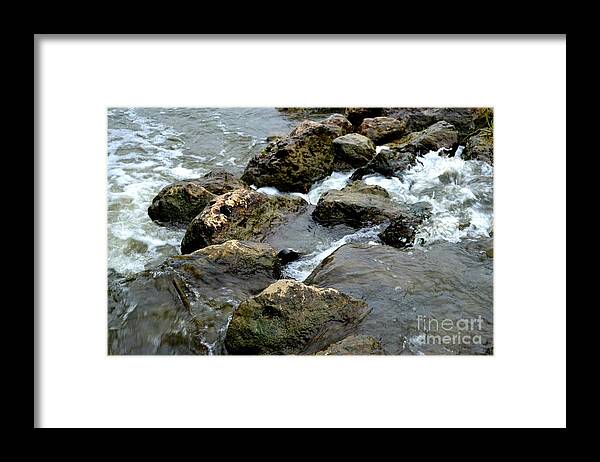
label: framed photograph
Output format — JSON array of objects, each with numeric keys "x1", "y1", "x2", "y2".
[{"x1": 35, "y1": 34, "x2": 566, "y2": 428}]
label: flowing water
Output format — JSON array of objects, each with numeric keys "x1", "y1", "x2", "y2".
[{"x1": 108, "y1": 107, "x2": 493, "y2": 354}]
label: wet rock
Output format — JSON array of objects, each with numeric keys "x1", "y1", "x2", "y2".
[
  {"x1": 277, "y1": 248, "x2": 301, "y2": 264},
  {"x1": 485, "y1": 248, "x2": 493, "y2": 258},
  {"x1": 224, "y1": 279, "x2": 371, "y2": 355},
  {"x1": 304, "y1": 242, "x2": 493, "y2": 355},
  {"x1": 351, "y1": 121, "x2": 458, "y2": 180},
  {"x1": 241, "y1": 119, "x2": 342, "y2": 193},
  {"x1": 384, "y1": 107, "x2": 492, "y2": 141},
  {"x1": 378, "y1": 202, "x2": 432, "y2": 248},
  {"x1": 345, "y1": 108, "x2": 385, "y2": 128},
  {"x1": 463, "y1": 128, "x2": 493, "y2": 164},
  {"x1": 315, "y1": 334, "x2": 385, "y2": 355},
  {"x1": 312, "y1": 181, "x2": 402, "y2": 228},
  {"x1": 332, "y1": 133, "x2": 376, "y2": 168},
  {"x1": 148, "y1": 171, "x2": 245, "y2": 226},
  {"x1": 358, "y1": 117, "x2": 406, "y2": 144},
  {"x1": 180, "y1": 188, "x2": 307, "y2": 254},
  {"x1": 148, "y1": 181, "x2": 216, "y2": 226},
  {"x1": 108, "y1": 240, "x2": 281, "y2": 355}
]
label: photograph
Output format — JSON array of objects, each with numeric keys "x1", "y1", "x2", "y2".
[{"x1": 107, "y1": 107, "x2": 494, "y2": 355}]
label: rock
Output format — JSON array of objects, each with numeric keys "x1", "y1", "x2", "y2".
[
  {"x1": 345, "y1": 107, "x2": 385, "y2": 128},
  {"x1": 320, "y1": 113, "x2": 353, "y2": 137},
  {"x1": 108, "y1": 240, "x2": 281, "y2": 355},
  {"x1": 148, "y1": 171, "x2": 245, "y2": 226},
  {"x1": 276, "y1": 107, "x2": 346, "y2": 116},
  {"x1": 224, "y1": 279, "x2": 371, "y2": 354},
  {"x1": 180, "y1": 188, "x2": 307, "y2": 254},
  {"x1": 312, "y1": 181, "x2": 403, "y2": 228},
  {"x1": 357, "y1": 117, "x2": 406, "y2": 144},
  {"x1": 315, "y1": 335, "x2": 385, "y2": 355},
  {"x1": 304, "y1": 241, "x2": 493, "y2": 355},
  {"x1": 485, "y1": 248, "x2": 493, "y2": 258},
  {"x1": 384, "y1": 107, "x2": 492, "y2": 141},
  {"x1": 148, "y1": 181, "x2": 216, "y2": 226},
  {"x1": 332, "y1": 133, "x2": 376, "y2": 168},
  {"x1": 463, "y1": 128, "x2": 493, "y2": 164},
  {"x1": 277, "y1": 248, "x2": 301, "y2": 264},
  {"x1": 378, "y1": 202, "x2": 432, "y2": 248},
  {"x1": 351, "y1": 121, "x2": 458, "y2": 180},
  {"x1": 241, "y1": 119, "x2": 341, "y2": 193}
]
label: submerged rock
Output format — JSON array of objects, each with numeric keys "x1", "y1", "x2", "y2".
[
  {"x1": 315, "y1": 334, "x2": 385, "y2": 355},
  {"x1": 180, "y1": 188, "x2": 307, "y2": 254},
  {"x1": 277, "y1": 248, "x2": 301, "y2": 264},
  {"x1": 463, "y1": 128, "x2": 493, "y2": 164},
  {"x1": 304, "y1": 241, "x2": 493, "y2": 355},
  {"x1": 332, "y1": 133, "x2": 376, "y2": 168},
  {"x1": 108, "y1": 240, "x2": 281, "y2": 355},
  {"x1": 378, "y1": 202, "x2": 432, "y2": 248},
  {"x1": 224, "y1": 279, "x2": 371, "y2": 355},
  {"x1": 148, "y1": 171, "x2": 245, "y2": 226},
  {"x1": 312, "y1": 181, "x2": 401, "y2": 228},
  {"x1": 351, "y1": 121, "x2": 458, "y2": 180},
  {"x1": 357, "y1": 117, "x2": 406, "y2": 144},
  {"x1": 241, "y1": 116, "x2": 351, "y2": 193}
]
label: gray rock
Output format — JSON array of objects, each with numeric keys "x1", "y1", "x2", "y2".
[
  {"x1": 224, "y1": 279, "x2": 371, "y2": 355},
  {"x1": 180, "y1": 188, "x2": 307, "y2": 254},
  {"x1": 108, "y1": 240, "x2": 281, "y2": 355},
  {"x1": 332, "y1": 133, "x2": 377, "y2": 168}
]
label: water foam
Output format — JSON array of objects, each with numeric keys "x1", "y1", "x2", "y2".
[
  {"x1": 282, "y1": 226, "x2": 383, "y2": 281},
  {"x1": 363, "y1": 147, "x2": 493, "y2": 244}
]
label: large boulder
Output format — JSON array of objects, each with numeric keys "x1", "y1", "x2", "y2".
[
  {"x1": 312, "y1": 181, "x2": 402, "y2": 228},
  {"x1": 304, "y1": 240, "x2": 494, "y2": 355},
  {"x1": 315, "y1": 335, "x2": 385, "y2": 355},
  {"x1": 148, "y1": 171, "x2": 245, "y2": 226},
  {"x1": 332, "y1": 133, "x2": 376, "y2": 169},
  {"x1": 180, "y1": 188, "x2": 307, "y2": 254},
  {"x1": 224, "y1": 279, "x2": 371, "y2": 355},
  {"x1": 357, "y1": 117, "x2": 406, "y2": 144},
  {"x1": 463, "y1": 128, "x2": 493, "y2": 164},
  {"x1": 241, "y1": 116, "x2": 352, "y2": 193},
  {"x1": 384, "y1": 107, "x2": 492, "y2": 142},
  {"x1": 351, "y1": 121, "x2": 458, "y2": 180},
  {"x1": 108, "y1": 240, "x2": 281, "y2": 355},
  {"x1": 378, "y1": 202, "x2": 432, "y2": 248}
]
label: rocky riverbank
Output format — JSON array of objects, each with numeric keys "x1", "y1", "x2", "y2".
[{"x1": 108, "y1": 107, "x2": 494, "y2": 355}]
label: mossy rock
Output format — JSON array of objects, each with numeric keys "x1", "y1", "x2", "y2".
[
  {"x1": 224, "y1": 279, "x2": 371, "y2": 355},
  {"x1": 332, "y1": 133, "x2": 377, "y2": 168},
  {"x1": 463, "y1": 128, "x2": 493, "y2": 164},
  {"x1": 312, "y1": 181, "x2": 401, "y2": 228},
  {"x1": 241, "y1": 116, "x2": 352, "y2": 193},
  {"x1": 108, "y1": 240, "x2": 281, "y2": 355},
  {"x1": 148, "y1": 171, "x2": 245, "y2": 226},
  {"x1": 180, "y1": 188, "x2": 307, "y2": 254}
]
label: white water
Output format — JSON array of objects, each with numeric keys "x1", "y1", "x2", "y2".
[
  {"x1": 282, "y1": 226, "x2": 383, "y2": 281},
  {"x1": 280, "y1": 147, "x2": 493, "y2": 279},
  {"x1": 255, "y1": 170, "x2": 354, "y2": 205},
  {"x1": 363, "y1": 148, "x2": 493, "y2": 244}
]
